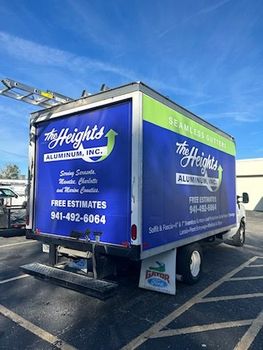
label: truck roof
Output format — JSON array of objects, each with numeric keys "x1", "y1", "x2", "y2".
[{"x1": 30, "y1": 81, "x2": 235, "y2": 142}]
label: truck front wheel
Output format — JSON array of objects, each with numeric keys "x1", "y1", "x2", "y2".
[
  {"x1": 233, "y1": 221, "x2": 245, "y2": 247},
  {"x1": 176, "y1": 243, "x2": 203, "y2": 285}
]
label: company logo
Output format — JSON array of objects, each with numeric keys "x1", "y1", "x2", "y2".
[
  {"x1": 175, "y1": 141, "x2": 223, "y2": 192},
  {"x1": 145, "y1": 261, "x2": 170, "y2": 288},
  {"x1": 43, "y1": 125, "x2": 118, "y2": 163},
  {"x1": 149, "y1": 261, "x2": 165, "y2": 272},
  {"x1": 147, "y1": 278, "x2": 168, "y2": 288}
]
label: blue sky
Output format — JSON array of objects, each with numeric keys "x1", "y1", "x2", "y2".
[{"x1": 0, "y1": 0, "x2": 262, "y2": 175}]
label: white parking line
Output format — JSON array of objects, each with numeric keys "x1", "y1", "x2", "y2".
[
  {"x1": 151, "y1": 319, "x2": 253, "y2": 338},
  {"x1": 234, "y1": 310, "x2": 263, "y2": 350},
  {"x1": 122, "y1": 256, "x2": 260, "y2": 350},
  {"x1": 0, "y1": 304, "x2": 77, "y2": 350},
  {"x1": 0, "y1": 274, "x2": 30, "y2": 285},
  {"x1": 199, "y1": 293, "x2": 263, "y2": 303},
  {"x1": 230, "y1": 276, "x2": 263, "y2": 281},
  {"x1": 246, "y1": 264, "x2": 263, "y2": 268},
  {"x1": 0, "y1": 241, "x2": 37, "y2": 249}
]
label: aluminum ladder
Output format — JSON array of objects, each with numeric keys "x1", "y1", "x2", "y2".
[{"x1": 0, "y1": 78, "x2": 74, "y2": 108}]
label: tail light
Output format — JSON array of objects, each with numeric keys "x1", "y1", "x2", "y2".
[{"x1": 131, "y1": 224, "x2": 137, "y2": 240}]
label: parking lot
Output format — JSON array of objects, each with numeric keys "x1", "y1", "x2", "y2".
[{"x1": 0, "y1": 211, "x2": 263, "y2": 350}]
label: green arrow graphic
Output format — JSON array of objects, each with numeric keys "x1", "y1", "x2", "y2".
[
  {"x1": 99, "y1": 129, "x2": 118, "y2": 161},
  {"x1": 204, "y1": 164, "x2": 223, "y2": 192},
  {"x1": 79, "y1": 129, "x2": 118, "y2": 163}
]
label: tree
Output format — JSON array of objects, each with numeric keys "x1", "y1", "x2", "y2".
[{"x1": 0, "y1": 164, "x2": 21, "y2": 179}]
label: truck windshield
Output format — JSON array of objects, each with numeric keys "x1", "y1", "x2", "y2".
[{"x1": 0, "y1": 188, "x2": 17, "y2": 198}]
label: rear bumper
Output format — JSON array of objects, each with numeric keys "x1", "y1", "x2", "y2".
[{"x1": 26, "y1": 230, "x2": 141, "y2": 260}]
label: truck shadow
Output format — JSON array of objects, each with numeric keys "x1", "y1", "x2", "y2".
[{"x1": 0, "y1": 228, "x2": 26, "y2": 237}]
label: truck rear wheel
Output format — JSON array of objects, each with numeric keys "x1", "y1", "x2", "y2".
[
  {"x1": 233, "y1": 221, "x2": 245, "y2": 247},
  {"x1": 176, "y1": 243, "x2": 203, "y2": 285}
]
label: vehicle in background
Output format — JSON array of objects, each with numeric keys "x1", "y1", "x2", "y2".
[
  {"x1": 0, "y1": 186, "x2": 26, "y2": 231},
  {"x1": 0, "y1": 179, "x2": 27, "y2": 207}
]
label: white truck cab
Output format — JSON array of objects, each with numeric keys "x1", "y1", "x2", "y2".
[{"x1": 225, "y1": 192, "x2": 249, "y2": 246}]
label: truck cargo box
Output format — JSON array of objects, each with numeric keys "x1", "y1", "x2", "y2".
[{"x1": 27, "y1": 82, "x2": 236, "y2": 260}]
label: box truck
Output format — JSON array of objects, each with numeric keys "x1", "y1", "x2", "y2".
[{"x1": 23, "y1": 82, "x2": 248, "y2": 297}]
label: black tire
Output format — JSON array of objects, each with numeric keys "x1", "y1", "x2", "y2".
[
  {"x1": 176, "y1": 243, "x2": 203, "y2": 285},
  {"x1": 233, "y1": 221, "x2": 245, "y2": 247}
]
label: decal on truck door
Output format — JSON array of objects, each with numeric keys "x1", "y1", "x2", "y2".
[
  {"x1": 34, "y1": 100, "x2": 132, "y2": 245},
  {"x1": 142, "y1": 95, "x2": 236, "y2": 251}
]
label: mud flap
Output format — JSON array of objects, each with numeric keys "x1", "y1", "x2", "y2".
[{"x1": 139, "y1": 249, "x2": 176, "y2": 295}]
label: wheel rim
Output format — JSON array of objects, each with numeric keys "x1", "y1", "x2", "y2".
[{"x1": 190, "y1": 251, "x2": 201, "y2": 277}]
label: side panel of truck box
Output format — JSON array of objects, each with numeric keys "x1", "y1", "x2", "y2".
[
  {"x1": 33, "y1": 99, "x2": 132, "y2": 246},
  {"x1": 141, "y1": 94, "x2": 236, "y2": 257}
]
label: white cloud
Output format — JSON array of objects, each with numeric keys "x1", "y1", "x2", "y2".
[
  {"x1": 64, "y1": 1, "x2": 125, "y2": 51},
  {"x1": 205, "y1": 111, "x2": 259, "y2": 123},
  {"x1": 196, "y1": 0, "x2": 233, "y2": 15},
  {"x1": 0, "y1": 31, "x2": 135, "y2": 80},
  {"x1": 0, "y1": 104, "x2": 31, "y2": 120},
  {"x1": 186, "y1": 0, "x2": 233, "y2": 21}
]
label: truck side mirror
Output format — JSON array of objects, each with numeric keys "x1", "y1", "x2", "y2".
[
  {"x1": 242, "y1": 192, "x2": 249, "y2": 203},
  {"x1": 237, "y1": 192, "x2": 249, "y2": 204}
]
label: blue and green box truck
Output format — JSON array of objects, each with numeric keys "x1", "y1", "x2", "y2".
[{"x1": 25, "y1": 82, "x2": 247, "y2": 296}]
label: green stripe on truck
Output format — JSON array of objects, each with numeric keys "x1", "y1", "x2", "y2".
[{"x1": 143, "y1": 94, "x2": 236, "y2": 156}]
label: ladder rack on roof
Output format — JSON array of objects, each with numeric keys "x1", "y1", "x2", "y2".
[{"x1": 0, "y1": 78, "x2": 74, "y2": 108}]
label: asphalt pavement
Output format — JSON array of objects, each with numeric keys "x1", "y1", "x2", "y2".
[{"x1": 0, "y1": 211, "x2": 263, "y2": 350}]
